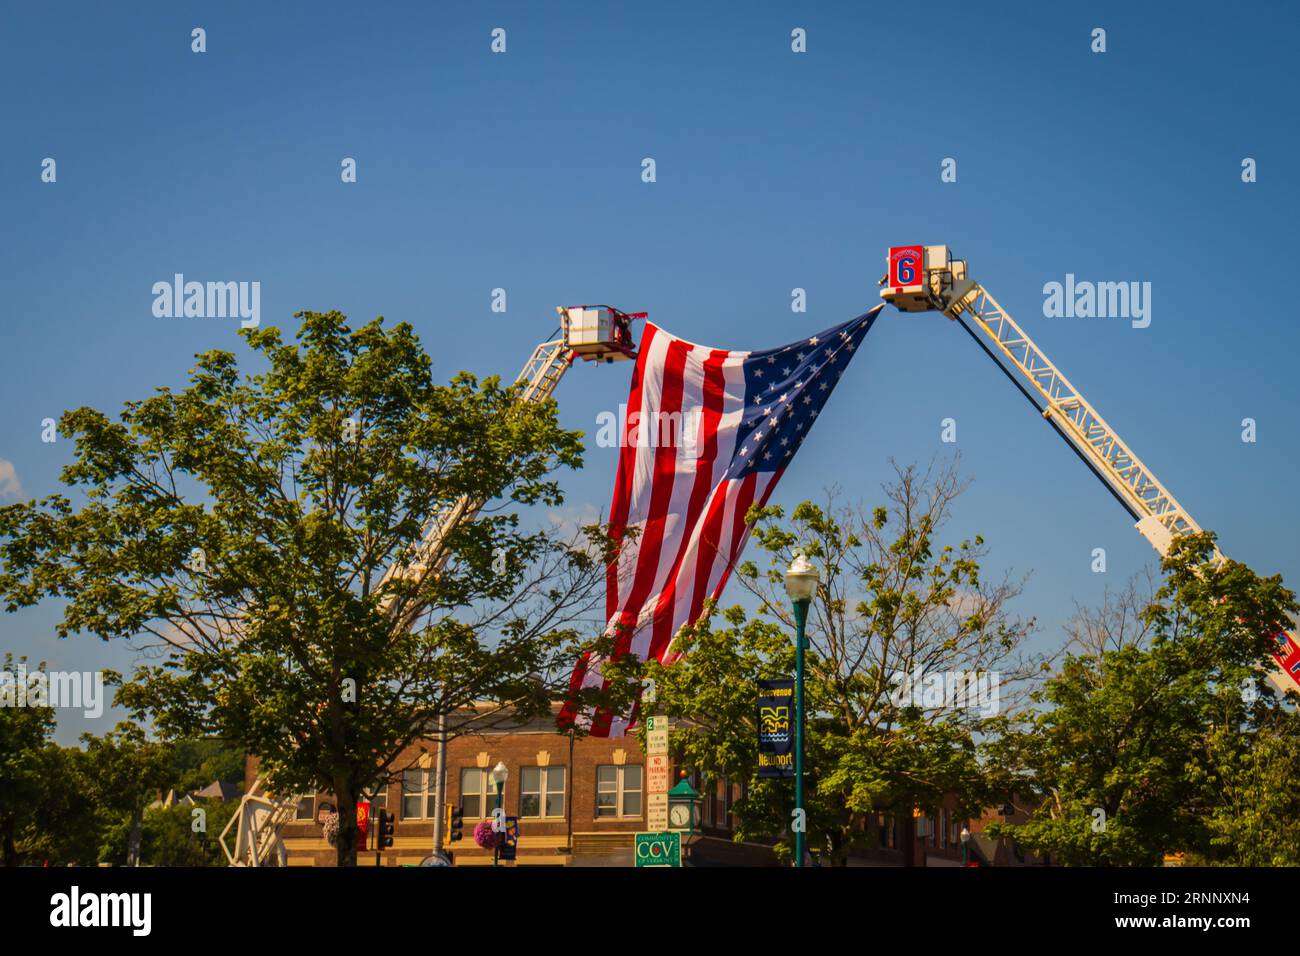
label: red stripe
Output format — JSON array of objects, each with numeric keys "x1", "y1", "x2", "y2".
[
  {"x1": 607, "y1": 337, "x2": 689, "y2": 644},
  {"x1": 604, "y1": 324, "x2": 658, "y2": 620},
  {"x1": 644, "y1": 350, "x2": 729, "y2": 664},
  {"x1": 591, "y1": 336, "x2": 690, "y2": 736}
]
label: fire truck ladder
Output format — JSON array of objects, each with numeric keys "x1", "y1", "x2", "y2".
[
  {"x1": 376, "y1": 334, "x2": 573, "y2": 633},
  {"x1": 880, "y1": 246, "x2": 1297, "y2": 694}
]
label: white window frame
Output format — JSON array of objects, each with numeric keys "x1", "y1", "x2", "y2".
[
  {"x1": 519, "y1": 766, "x2": 566, "y2": 819},
  {"x1": 461, "y1": 767, "x2": 500, "y2": 820},
  {"x1": 401, "y1": 768, "x2": 437, "y2": 820},
  {"x1": 595, "y1": 764, "x2": 643, "y2": 819}
]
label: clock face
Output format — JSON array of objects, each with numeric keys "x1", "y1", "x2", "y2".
[{"x1": 669, "y1": 804, "x2": 692, "y2": 828}]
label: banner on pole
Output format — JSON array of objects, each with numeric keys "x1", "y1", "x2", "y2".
[{"x1": 757, "y1": 678, "x2": 795, "y2": 778}]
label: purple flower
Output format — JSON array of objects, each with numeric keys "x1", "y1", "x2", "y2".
[{"x1": 473, "y1": 819, "x2": 503, "y2": 849}]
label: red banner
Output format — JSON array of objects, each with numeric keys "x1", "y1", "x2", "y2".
[{"x1": 355, "y1": 800, "x2": 371, "y2": 852}]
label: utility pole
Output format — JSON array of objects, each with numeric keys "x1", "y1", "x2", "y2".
[{"x1": 432, "y1": 713, "x2": 448, "y2": 855}]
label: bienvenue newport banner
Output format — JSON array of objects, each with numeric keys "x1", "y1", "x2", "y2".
[{"x1": 757, "y1": 678, "x2": 795, "y2": 778}]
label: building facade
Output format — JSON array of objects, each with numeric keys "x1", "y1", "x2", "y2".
[{"x1": 249, "y1": 710, "x2": 1040, "y2": 867}]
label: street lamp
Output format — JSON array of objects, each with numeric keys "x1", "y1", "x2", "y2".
[
  {"x1": 491, "y1": 762, "x2": 509, "y2": 866},
  {"x1": 960, "y1": 826, "x2": 971, "y2": 867},
  {"x1": 784, "y1": 554, "x2": 818, "y2": 869}
]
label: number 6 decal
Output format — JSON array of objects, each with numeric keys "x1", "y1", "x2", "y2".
[{"x1": 889, "y1": 245, "x2": 924, "y2": 288}]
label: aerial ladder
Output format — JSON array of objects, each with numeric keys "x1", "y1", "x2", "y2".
[
  {"x1": 219, "y1": 304, "x2": 642, "y2": 865},
  {"x1": 879, "y1": 244, "x2": 1300, "y2": 695}
]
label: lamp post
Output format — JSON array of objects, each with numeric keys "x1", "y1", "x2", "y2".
[
  {"x1": 960, "y1": 826, "x2": 971, "y2": 867},
  {"x1": 784, "y1": 554, "x2": 819, "y2": 868},
  {"x1": 491, "y1": 762, "x2": 508, "y2": 866}
]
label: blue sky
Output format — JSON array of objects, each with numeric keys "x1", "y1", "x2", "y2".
[{"x1": 3, "y1": 0, "x2": 1297, "y2": 742}]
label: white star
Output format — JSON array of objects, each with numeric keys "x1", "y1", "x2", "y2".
[
  {"x1": 740, "y1": 446, "x2": 748, "y2": 456},
  {"x1": 802, "y1": 395, "x2": 812, "y2": 405},
  {"x1": 763, "y1": 451, "x2": 772, "y2": 460},
  {"x1": 808, "y1": 336, "x2": 819, "y2": 346},
  {"x1": 780, "y1": 437, "x2": 789, "y2": 446},
  {"x1": 769, "y1": 417, "x2": 778, "y2": 427},
  {"x1": 783, "y1": 367, "x2": 792, "y2": 376},
  {"x1": 811, "y1": 409, "x2": 819, "y2": 418},
  {"x1": 796, "y1": 421, "x2": 805, "y2": 431},
  {"x1": 779, "y1": 393, "x2": 788, "y2": 403},
  {"x1": 755, "y1": 368, "x2": 763, "y2": 377},
  {"x1": 767, "y1": 355, "x2": 777, "y2": 364},
  {"x1": 846, "y1": 341, "x2": 855, "y2": 351},
  {"x1": 754, "y1": 430, "x2": 764, "y2": 440},
  {"x1": 819, "y1": 382, "x2": 828, "y2": 391},
  {"x1": 763, "y1": 407, "x2": 771, "y2": 416},
  {"x1": 840, "y1": 329, "x2": 849, "y2": 340},
  {"x1": 794, "y1": 381, "x2": 803, "y2": 389},
  {"x1": 753, "y1": 397, "x2": 762, "y2": 406},
  {"x1": 796, "y1": 352, "x2": 806, "y2": 361}
]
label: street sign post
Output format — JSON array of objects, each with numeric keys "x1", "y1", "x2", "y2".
[
  {"x1": 647, "y1": 753, "x2": 671, "y2": 793},
  {"x1": 647, "y1": 791, "x2": 669, "y2": 831}
]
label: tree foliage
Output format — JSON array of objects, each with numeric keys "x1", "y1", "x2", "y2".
[
  {"x1": 0, "y1": 311, "x2": 605, "y2": 864},
  {"x1": 986, "y1": 532, "x2": 1300, "y2": 865}
]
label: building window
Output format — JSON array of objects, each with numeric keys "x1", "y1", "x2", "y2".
[
  {"x1": 596, "y1": 764, "x2": 642, "y2": 818},
  {"x1": 401, "y1": 769, "x2": 438, "y2": 820},
  {"x1": 295, "y1": 792, "x2": 316, "y2": 821},
  {"x1": 460, "y1": 767, "x2": 499, "y2": 820},
  {"x1": 519, "y1": 766, "x2": 566, "y2": 818}
]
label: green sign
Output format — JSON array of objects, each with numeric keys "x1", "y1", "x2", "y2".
[{"x1": 634, "y1": 831, "x2": 681, "y2": 867}]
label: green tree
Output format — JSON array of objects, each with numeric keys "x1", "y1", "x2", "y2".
[
  {"x1": 617, "y1": 461, "x2": 1042, "y2": 864},
  {"x1": 1188, "y1": 709, "x2": 1300, "y2": 866},
  {"x1": 82, "y1": 722, "x2": 175, "y2": 866},
  {"x1": 0, "y1": 654, "x2": 57, "y2": 866},
  {"x1": 986, "y1": 532, "x2": 1298, "y2": 865},
  {"x1": 12, "y1": 744, "x2": 103, "y2": 867},
  {"x1": 0, "y1": 311, "x2": 606, "y2": 865}
]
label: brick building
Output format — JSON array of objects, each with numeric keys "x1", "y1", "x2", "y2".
[
  {"x1": 248, "y1": 707, "x2": 1042, "y2": 867},
  {"x1": 255, "y1": 706, "x2": 778, "y2": 867}
]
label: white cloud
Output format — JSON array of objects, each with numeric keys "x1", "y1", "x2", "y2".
[{"x1": 0, "y1": 459, "x2": 22, "y2": 500}]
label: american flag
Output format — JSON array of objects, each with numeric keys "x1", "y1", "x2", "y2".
[{"x1": 561, "y1": 305, "x2": 883, "y2": 736}]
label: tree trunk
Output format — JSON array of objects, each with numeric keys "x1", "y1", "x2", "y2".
[
  {"x1": 1, "y1": 814, "x2": 19, "y2": 867},
  {"x1": 126, "y1": 805, "x2": 143, "y2": 867},
  {"x1": 335, "y1": 781, "x2": 358, "y2": 867}
]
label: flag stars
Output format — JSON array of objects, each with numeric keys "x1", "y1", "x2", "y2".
[{"x1": 808, "y1": 336, "x2": 819, "y2": 346}]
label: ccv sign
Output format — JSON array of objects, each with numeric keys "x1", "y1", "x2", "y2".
[{"x1": 634, "y1": 831, "x2": 682, "y2": 868}]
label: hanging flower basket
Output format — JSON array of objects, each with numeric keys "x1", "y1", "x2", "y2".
[
  {"x1": 473, "y1": 819, "x2": 503, "y2": 849},
  {"x1": 320, "y1": 811, "x2": 340, "y2": 848}
]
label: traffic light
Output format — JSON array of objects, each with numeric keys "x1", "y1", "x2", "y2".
[
  {"x1": 447, "y1": 803, "x2": 464, "y2": 843},
  {"x1": 377, "y1": 809, "x2": 396, "y2": 850}
]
